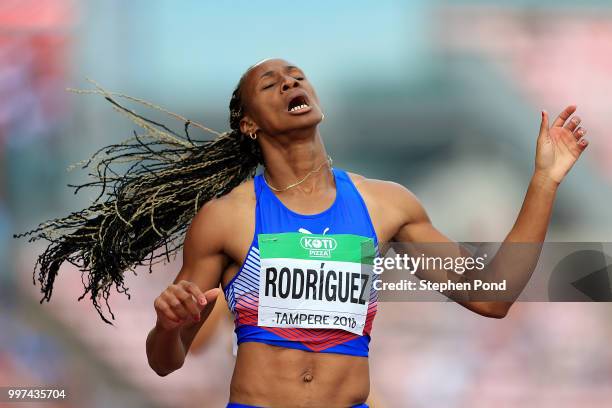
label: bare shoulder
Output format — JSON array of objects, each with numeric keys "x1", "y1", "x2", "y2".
[
  {"x1": 185, "y1": 178, "x2": 256, "y2": 251},
  {"x1": 345, "y1": 171, "x2": 420, "y2": 206},
  {"x1": 344, "y1": 170, "x2": 428, "y2": 225},
  {"x1": 193, "y1": 178, "x2": 254, "y2": 219},
  {"x1": 215, "y1": 178, "x2": 256, "y2": 210}
]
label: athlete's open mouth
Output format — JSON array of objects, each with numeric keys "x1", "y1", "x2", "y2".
[{"x1": 287, "y1": 95, "x2": 310, "y2": 113}]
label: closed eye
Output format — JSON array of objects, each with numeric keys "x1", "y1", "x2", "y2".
[{"x1": 261, "y1": 76, "x2": 304, "y2": 91}]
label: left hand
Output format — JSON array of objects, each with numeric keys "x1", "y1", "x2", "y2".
[{"x1": 535, "y1": 105, "x2": 589, "y2": 184}]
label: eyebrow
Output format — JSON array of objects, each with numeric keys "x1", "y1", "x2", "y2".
[{"x1": 259, "y1": 65, "x2": 300, "y2": 80}]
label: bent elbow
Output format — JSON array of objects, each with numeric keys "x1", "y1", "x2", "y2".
[
  {"x1": 463, "y1": 301, "x2": 511, "y2": 319},
  {"x1": 154, "y1": 369, "x2": 169, "y2": 377},
  {"x1": 151, "y1": 364, "x2": 179, "y2": 377},
  {"x1": 148, "y1": 359, "x2": 183, "y2": 377},
  {"x1": 485, "y1": 309, "x2": 508, "y2": 319},
  {"x1": 481, "y1": 302, "x2": 511, "y2": 319}
]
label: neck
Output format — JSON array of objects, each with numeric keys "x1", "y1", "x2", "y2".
[{"x1": 259, "y1": 127, "x2": 333, "y2": 194}]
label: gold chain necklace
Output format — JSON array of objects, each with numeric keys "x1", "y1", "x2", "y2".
[{"x1": 263, "y1": 156, "x2": 333, "y2": 192}]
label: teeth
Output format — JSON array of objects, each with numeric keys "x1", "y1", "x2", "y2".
[{"x1": 290, "y1": 104, "x2": 309, "y2": 112}]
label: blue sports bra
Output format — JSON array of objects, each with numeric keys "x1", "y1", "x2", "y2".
[{"x1": 223, "y1": 167, "x2": 379, "y2": 357}]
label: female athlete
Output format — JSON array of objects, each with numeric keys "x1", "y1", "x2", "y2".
[
  {"x1": 17, "y1": 57, "x2": 589, "y2": 408},
  {"x1": 144, "y1": 58, "x2": 589, "y2": 407}
]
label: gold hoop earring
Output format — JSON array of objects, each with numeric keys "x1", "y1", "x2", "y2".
[
  {"x1": 249, "y1": 132, "x2": 257, "y2": 140},
  {"x1": 321, "y1": 113, "x2": 325, "y2": 121}
]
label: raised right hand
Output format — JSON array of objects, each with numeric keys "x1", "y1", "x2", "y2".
[
  {"x1": 153, "y1": 280, "x2": 221, "y2": 331},
  {"x1": 535, "y1": 105, "x2": 589, "y2": 185}
]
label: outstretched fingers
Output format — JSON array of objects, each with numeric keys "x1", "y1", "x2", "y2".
[
  {"x1": 552, "y1": 105, "x2": 577, "y2": 128},
  {"x1": 564, "y1": 115, "x2": 581, "y2": 132},
  {"x1": 573, "y1": 126, "x2": 587, "y2": 141},
  {"x1": 563, "y1": 127, "x2": 589, "y2": 155}
]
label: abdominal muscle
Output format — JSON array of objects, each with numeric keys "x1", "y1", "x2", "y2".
[{"x1": 229, "y1": 342, "x2": 370, "y2": 408}]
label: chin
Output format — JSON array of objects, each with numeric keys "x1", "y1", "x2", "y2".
[{"x1": 286, "y1": 114, "x2": 322, "y2": 131}]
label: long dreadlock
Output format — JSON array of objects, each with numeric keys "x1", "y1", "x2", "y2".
[{"x1": 13, "y1": 68, "x2": 262, "y2": 324}]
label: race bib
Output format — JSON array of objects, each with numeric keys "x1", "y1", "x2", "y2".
[{"x1": 257, "y1": 232, "x2": 375, "y2": 335}]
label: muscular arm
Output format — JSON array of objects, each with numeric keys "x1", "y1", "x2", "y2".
[
  {"x1": 146, "y1": 198, "x2": 230, "y2": 376},
  {"x1": 360, "y1": 179, "x2": 509, "y2": 318},
  {"x1": 379, "y1": 176, "x2": 556, "y2": 319},
  {"x1": 360, "y1": 107, "x2": 588, "y2": 319}
]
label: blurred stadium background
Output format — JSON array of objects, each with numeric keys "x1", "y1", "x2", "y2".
[{"x1": 1, "y1": 0, "x2": 611, "y2": 407}]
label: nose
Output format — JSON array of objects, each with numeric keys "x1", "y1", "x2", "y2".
[{"x1": 281, "y1": 74, "x2": 300, "y2": 92}]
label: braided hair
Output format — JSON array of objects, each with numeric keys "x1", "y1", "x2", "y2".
[{"x1": 13, "y1": 67, "x2": 263, "y2": 324}]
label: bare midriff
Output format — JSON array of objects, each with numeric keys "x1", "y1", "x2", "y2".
[{"x1": 229, "y1": 342, "x2": 370, "y2": 408}]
